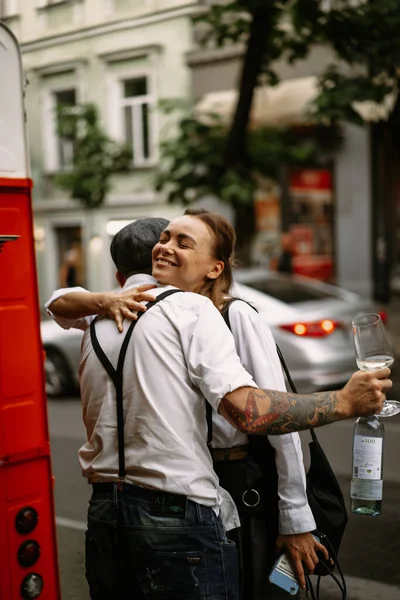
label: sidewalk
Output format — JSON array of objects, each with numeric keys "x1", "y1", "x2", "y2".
[{"x1": 300, "y1": 575, "x2": 400, "y2": 600}]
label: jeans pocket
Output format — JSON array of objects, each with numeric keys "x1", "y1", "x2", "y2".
[
  {"x1": 213, "y1": 512, "x2": 237, "y2": 547},
  {"x1": 133, "y1": 547, "x2": 208, "y2": 598}
]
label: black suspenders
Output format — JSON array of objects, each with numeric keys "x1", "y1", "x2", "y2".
[{"x1": 89, "y1": 288, "x2": 183, "y2": 488}]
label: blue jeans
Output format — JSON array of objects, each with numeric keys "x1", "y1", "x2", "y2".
[{"x1": 85, "y1": 482, "x2": 239, "y2": 600}]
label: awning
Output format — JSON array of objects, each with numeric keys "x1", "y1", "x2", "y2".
[
  {"x1": 195, "y1": 76, "x2": 319, "y2": 128},
  {"x1": 195, "y1": 75, "x2": 398, "y2": 127}
]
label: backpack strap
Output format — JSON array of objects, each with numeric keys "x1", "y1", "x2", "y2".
[
  {"x1": 219, "y1": 297, "x2": 317, "y2": 441},
  {"x1": 90, "y1": 288, "x2": 183, "y2": 487},
  {"x1": 221, "y1": 297, "x2": 258, "y2": 330},
  {"x1": 206, "y1": 298, "x2": 259, "y2": 447}
]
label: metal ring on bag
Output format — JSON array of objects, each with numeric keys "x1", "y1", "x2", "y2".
[{"x1": 242, "y1": 488, "x2": 260, "y2": 508}]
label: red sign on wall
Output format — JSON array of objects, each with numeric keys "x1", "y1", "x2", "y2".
[{"x1": 289, "y1": 168, "x2": 334, "y2": 282}]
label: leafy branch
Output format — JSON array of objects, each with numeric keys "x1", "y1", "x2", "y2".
[{"x1": 55, "y1": 103, "x2": 132, "y2": 209}]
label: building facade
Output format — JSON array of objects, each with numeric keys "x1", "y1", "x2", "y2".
[
  {"x1": 2, "y1": 0, "x2": 200, "y2": 306},
  {"x1": 3, "y1": 1, "x2": 395, "y2": 302}
]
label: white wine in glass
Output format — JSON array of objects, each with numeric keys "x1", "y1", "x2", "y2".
[{"x1": 352, "y1": 313, "x2": 400, "y2": 418}]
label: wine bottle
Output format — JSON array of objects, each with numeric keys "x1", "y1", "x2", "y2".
[{"x1": 350, "y1": 416, "x2": 384, "y2": 516}]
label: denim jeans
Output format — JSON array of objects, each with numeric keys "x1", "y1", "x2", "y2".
[{"x1": 85, "y1": 482, "x2": 239, "y2": 600}]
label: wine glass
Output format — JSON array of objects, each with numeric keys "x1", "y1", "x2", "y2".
[{"x1": 352, "y1": 313, "x2": 400, "y2": 417}]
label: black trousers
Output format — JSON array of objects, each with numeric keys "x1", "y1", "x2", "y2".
[{"x1": 214, "y1": 457, "x2": 300, "y2": 600}]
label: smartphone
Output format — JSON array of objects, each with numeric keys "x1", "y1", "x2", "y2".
[{"x1": 269, "y1": 553, "x2": 299, "y2": 596}]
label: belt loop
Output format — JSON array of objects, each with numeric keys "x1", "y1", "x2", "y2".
[
  {"x1": 195, "y1": 501, "x2": 203, "y2": 525},
  {"x1": 113, "y1": 482, "x2": 119, "y2": 508},
  {"x1": 117, "y1": 476, "x2": 125, "y2": 492}
]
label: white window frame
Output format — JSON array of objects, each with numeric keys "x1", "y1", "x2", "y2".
[
  {"x1": 1, "y1": 0, "x2": 18, "y2": 17},
  {"x1": 107, "y1": 69, "x2": 158, "y2": 168},
  {"x1": 42, "y1": 84, "x2": 79, "y2": 173}
]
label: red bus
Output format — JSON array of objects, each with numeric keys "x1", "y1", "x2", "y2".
[{"x1": 0, "y1": 22, "x2": 61, "y2": 600}]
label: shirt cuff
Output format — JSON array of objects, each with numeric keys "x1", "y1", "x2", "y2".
[
  {"x1": 279, "y1": 505, "x2": 317, "y2": 535},
  {"x1": 44, "y1": 287, "x2": 90, "y2": 331}
]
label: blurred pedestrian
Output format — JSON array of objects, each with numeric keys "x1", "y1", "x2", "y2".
[
  {"x1": 276, "y1": 231, "x2": 294, "y2": 274},
  {"x1": 59, "y1": 247, "x2": 80, "y2": 287}
]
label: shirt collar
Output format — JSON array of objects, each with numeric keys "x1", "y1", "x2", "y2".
[{"x1": 123, "y1": 274, "x2": 158, "y2": 290}]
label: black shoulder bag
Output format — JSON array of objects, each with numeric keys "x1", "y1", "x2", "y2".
[
  {"x1": 89, "y1": 289, "x2": 183, "y2": 489},
  {"x1": 221, "y1": 298, "x2": 348, "y2": 599}
]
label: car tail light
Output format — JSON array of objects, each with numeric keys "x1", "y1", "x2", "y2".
[
  {"x1": 20, "y1": 573, "x2": 43, "y2": 599},
  {"x1": 18, "y1": 540, "x2": 41, "y2": 568},
  {"x1": 279, "y1": 319, "x2": 339, "y2": 337},
  {"x1": 16, "y1": 507, "x2": 39, "y2": 535},
  {"x1": 378, "y1": 311, "x2": 387, "y2": 325}
]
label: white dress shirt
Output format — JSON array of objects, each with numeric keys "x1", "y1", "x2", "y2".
[
  {"x1": 46, "y1": 275, "x2": 257, "y2": 531},
  {"x1": 212, "y1": 300, "x2": 316, "y2": 535},
  {"x1": 45, "y1": 277, "x2": 316, "y2": 534}
]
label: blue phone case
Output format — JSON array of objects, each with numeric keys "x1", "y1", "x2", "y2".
[{"x1": 269, "y1": 553, "x2": 299, "y2": 596}]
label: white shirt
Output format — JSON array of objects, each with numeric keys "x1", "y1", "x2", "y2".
[
  {"x1": 211, "y1": 300, "x2": 316, "y2": 535},
  {"x1": 46, "y1": 275, "x2": 257, "y2": 531}
]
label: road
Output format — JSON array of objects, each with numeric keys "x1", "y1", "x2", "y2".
[{"x1": 48, "y1": 397, "x2": 400, "y2": 600}]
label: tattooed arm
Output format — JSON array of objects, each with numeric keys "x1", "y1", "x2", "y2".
[{"x1": 219, "y1": 368, "x2": 391, "y2": 434}]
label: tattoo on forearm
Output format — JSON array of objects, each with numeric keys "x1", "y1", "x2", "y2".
[{"x1": 223, "y1": 389, "x2": 339, "y2": 435}]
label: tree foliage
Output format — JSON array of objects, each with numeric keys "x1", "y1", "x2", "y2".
[
  {"x1": 200, "y1": 0, "x2": 400, "y2": 124},
  {"x1": 157, "y1": 0, "x2": 400, "y2": 209},
  {"x1": 155, "y1": 109, "x2": 342, "y2": 208},
  {"x1": 55, "y1": 103, "x2": 132, "y2": 209}
]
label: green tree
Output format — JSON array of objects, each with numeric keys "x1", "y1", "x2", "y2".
[
  {"x1": 156, "y1": 0, "x2": 400, "y2": 264},
  {"x1": 55, "y1": 103, "x2": 132, "y2": 209}
]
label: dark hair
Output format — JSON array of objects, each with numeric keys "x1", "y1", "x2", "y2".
[
  {"x1": 184, "y1": 208, "x2": 236, "y2": 310},
  {"x1": 110, "y1": 217, "x2": 169, "y2": 277}
]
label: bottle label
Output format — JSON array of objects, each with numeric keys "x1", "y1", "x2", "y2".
[
  {"x1": 353, "y1": 435, "x2": 382, "y2": 480},
  {"x1": 351, "y1": 479, "x2": 383, "y2": 501}
]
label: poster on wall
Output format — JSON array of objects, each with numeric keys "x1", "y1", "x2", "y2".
[{"x1": 289, "y1": 168, "x2": 334, "y2": 281}]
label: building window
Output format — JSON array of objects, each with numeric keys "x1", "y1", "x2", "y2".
[
  {"x1": 54, "y1": 89, "x2": 76, "y2": 170},
  {"x1": 43, "y1": 85, "x2": 77, "y2": 172},
  {"x1": 119, "y1": 75, "x2": 156, "y2": 167}
]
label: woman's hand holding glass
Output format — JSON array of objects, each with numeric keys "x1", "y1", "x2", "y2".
[{"x1": 352, "y1": 313, "x2": 400, "y2": 417}]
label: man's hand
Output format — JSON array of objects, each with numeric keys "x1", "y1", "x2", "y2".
[
  {"x1": 337, "y1": 368, "x2": 392, "y2": 419},
  {"x1": 275, "y1": 532, "x2": 329, "y2": 591},
  {"x1": 100, "y1": 285, "x2": 157, "y2": 332}
]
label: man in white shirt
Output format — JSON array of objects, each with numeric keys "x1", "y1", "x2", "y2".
[{"x1": 47, "y1": 218, "x2": 390, "y2": 600}]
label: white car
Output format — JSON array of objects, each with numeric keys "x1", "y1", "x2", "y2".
[
  {"x1": 233, "y1": 269, "x2": 383, "y2": 392},
  {"x1": 41, "y1": 270, "x2": 383, "y2": 396}
]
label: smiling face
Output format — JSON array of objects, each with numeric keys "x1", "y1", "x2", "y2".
[{"x1": 151, "y1": 215, "x2": 224, "y2": 292}]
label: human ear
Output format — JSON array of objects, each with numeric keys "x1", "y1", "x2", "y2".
[
  {"x1": 206, "y1": 261, "x2": 224, "y2": 280},
  {"x1": 116, "y1": 271, "x2": 127, "y2": 288}
]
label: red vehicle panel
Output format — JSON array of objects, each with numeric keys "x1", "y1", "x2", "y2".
[{"x1": 0, "y1": 23, "x2": 61, "y2": 600}]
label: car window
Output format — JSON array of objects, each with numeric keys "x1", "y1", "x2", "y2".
[{"x1": 241, "y1": 278, "x2": 337, "y2": 304}]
